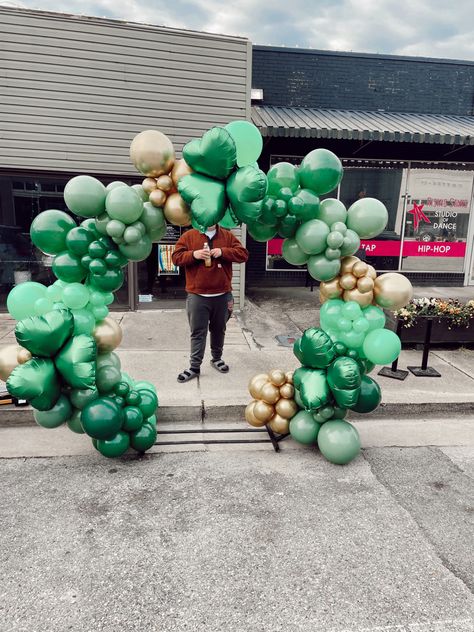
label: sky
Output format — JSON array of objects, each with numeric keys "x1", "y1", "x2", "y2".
[{"x1": 3, "y1": 0, "x2": 474, "y2": 61}]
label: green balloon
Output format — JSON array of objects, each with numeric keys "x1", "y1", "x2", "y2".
[
  {"x1": 288, "y1": 189, "x2": 320, "y2": 222},
  {"x1": 94, "y1": 213, "x2": 110, "y2": 236},
  {"x1": 138, "y1": 390, "x2": 158, "y2": 417},
  {"x1": 281, "y1": 238, "x2": 309, "y2": 265},
  {"x1": 71, "y1": 308, "x2": 95, "y2": 335},
  {"x1": 141, "y1": 203, "x2": 166, "y2": 232},
  {"x1": 97, "y1": 431, "x2": 130, "y2": 458},
  {"x1": 340, "y1": 229, "x2": 361, "y2": 257},
  {"x1": 7, "y1": 282, "x2": 47, "y2": 321},
  {"x1": 362, "y1": 305, "x2": 386, "y2": 331},
  {"x1": 67, "y1": 409, "x2": 85, "y2": 434},
  {"x1": 65, "y1": 227, "x2": 94, "y2": 256},
  {"x1": 133, "y1": 380, "x2": 157, "y2": 394},
  {"x1": 179, "y1": 173, "x2": 226, "y2": 230},
  {"x1": 33, "y1": 394, "x2": 72, "y2": 428},
  {"x1": 126, "y1": 390, "x2": 142, "y2": 407},
  {"x1": 350, "y1": 375, "x2": 382, "y2": 413},
  {"x1": 53, "y1": 251, "x2": 87, "y2": 283},
  {"x1": 70, "y1": 387, "x2": 99, "y2": 410},
  {"x1": 61, "y1": 283, "x2": 90, "y2": 310},
  {"x1": 298, "y1": 149, "x2": 343, "y2": 195},
  {"x1": 34, "y1": 297, "x2": 54, "y2": 316},
  {"x1": 259, "y1": 197, "x2": 279, "y2": 226},
  {"x1": 55, "y1": 334, "x2": 96, "y2": 389},
  {"x1": 183, "y1": 126, "x2": 236, "y2": 180},
  {"x1": 15, "y1": 308, "x2": 73, "y2": 357},
  {"x1": 106, "y1": 187, "x2": 143, "y2": 224},
  {"x1": 362, "y1": 329, "x2": 401, "y2": 365},
  {"x1": 130, "y1": 423, "x2": 157, "y2": 452},
  {"x1": 246, "y1": 221, "x2": 277, "y2": 242},
  {"x1": 81, "y1": 397, "x2": 123, "y2": 439},
  {"x1": 149, "y1": 224, "x2": 168, "y2": 243},
  {"x1": 227, "y1": 166, "x2": 267, "y2": 223},
  {"x1": 31, "y1": 210, "x2": 77, "y2": 256},
  {"x1": 104, "y1": 251, "x2": 127, "y2": 269},
  {"x1": 299, "y1": 327, "x2": 336, "y2": 369},
  {"x1": 106, "y1": 219, "x2": 126, "y2": 238},
  {"x1": 225, "y1": 120, "x2": 262, "y2": 167},
  {"x1": 267, "y1": 162, "x2": 299, "y2": 196},
  {"x1": 92, "y1": 305, "x2": 109, "y2": 321},
  {"x1": 290, "y1": 410, "x2": 321, "y2": 445},
  {"x1": 64, "y1": 175, "x2": 107, "y2": 218},
  {"x1": 106, "y1": 181, "x2": 127, "y2": 191},
  {"x1": 316, "y1": 198, "x2": 347, "y2": 226},
  {"x1": 88, "y1": 259, "x2": 107, "y2": 276},
  {"x1": 96, "y1": 364, "x2": 122, "y2": 394},
  {"x1": 347, "y1": 198, "x2": 388, "y2": 239},
  {"x1": 118, "y1": 236, "x2": 153, "y2": 262},
  {"x1": 123, "y1": 226, "x2": 142, "y2": 244},
  {"x1": 131, "y1": 184, "x2": 148, "y2": 202},
  {"x1": 326, "y1": 231, "x2": 344, "y2": 249},
  {"x1": 307, "y1": 255, "x2": 341, "y2": 282},
  {"x1": 293, "y1": 367, "x2": 331, "y2": 412},
  {"x1": 317, "y1": 420, "x2": 361, "y2": 465},
  {"x1": 114, "y1": 381, "x2": 130, "y2": 397},
  {"x1": 122, "y1": 406, "x2": 144, "y2": 432},
  {"x1": 219, "y1": 207, "x2": 240, "y2": 229},
  {"x1": 96, "y1": 352, "x2": 121, "y2": 371},
  {"x1": 295, "y1": 219, "x2": 330, "y2": 255},
  {"x1": 327, "y1": 356, "x2": 361, "y2": 408},
  {"x1": 7, "y1": 358, "x2": 61, "y2": 411},
  {"x1": 146, "y1": 414, "x2": 157, "y2": 430},
  {"x1": 88, "y1": 268, "x2": 124, "y2": 292},
  {"x1": 278, "y1": 215, "x2": 299, "y2": 238}
]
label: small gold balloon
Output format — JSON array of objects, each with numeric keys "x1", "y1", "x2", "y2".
[
  {"x1": 156, "y1": 175, "x2": 174, "y2": 192},
  {"x1": 374, "y1": 273, "x2": 414, "y2": 311},
  {"x1": 260, "y1": 382, "x2": 280, "y2": 405},
  {"x1": 253, "y1": 400, "x2": 275, "y2": 423},
  {"x1": 93, "y1": 317, "x2": 123, "y2": 353},
  {"x1": 357, "y1": 276, "x2": 375, "y2": 294},
  {"x1": 319, "y1": 294, "x2": 328, "y2": 305},
  {"x1": 248, "y1": 374, "x2": 269, "y2": 400},
  {"x1": 171, "y1": 158, "x2": 193, "y2": 186},
  {"x1": 130, "y1": 130, "x2": 175, "y2": 177},
  {"x1": 343, "y1": 288, "x2": 374, "y2": 307},
  {"x1": 340, "y1": 273, "x2": 357, "y2": 290},
  {"x1": 164, "y1": 193, "x2": 192, "y2": 227},
  {"x1": 0, "y1": 344, "x2": 21, "y2": 381},
  {"x1": 285, "y1": 371, "x2": 294, "y2": 384},
  {"x1": 268, "y1": 369, "x2": 286, "y2": 387},
  {"x1": 17, "y1": 347, "x2": 32, "y2": 365},
  {"x1": 142, "y1": 177, "x2": 157, "y2": 194},
  {"x1": 366, "y1": 264, "x2": 377, "y2": 280},
  {"x1": 149, "y1": 189, "x2": 167, "y2": 208},
  {"x1": 319, "y1": 278, "x2": 343, "y2": 299},
  {"x1": 268, "y1": 414, "x2": 290, "y2": 434},
  {"x1": 279, "y1": 383, "x2": 295, "y2": 399},
  {"x1": 340, "y1": 255, "x2": 360, "y2": 275},
  {"x1": 245, "y1": 400, "x2": 265, "y2": 427},
  {"x1": 353, "y1": 261, "x2": 369, "y2": 278},
  {"x1": 275, "y1": 398, "x2": 298, "y2": 419}
]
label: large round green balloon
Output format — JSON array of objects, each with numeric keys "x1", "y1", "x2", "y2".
[
  {"x1": 53, "y1": 251, "x2": 87, "y2": 283},
  {"x1": 290, "y1": 410, "x2": 321, "y2": 445},
  {"x1": 282, "y1": 238, "x2": 309, "y2": 265},
  {"x1": 340, "y1": 229, "x2": 361, "y2": 257},
  {"x1": 131, "y1": 184, "x2": 148, "y2": 202},
  {"x1": 97, "y1": 431, "x2": 130, "y2": 458},
  {"x1": 317, "y1": 420, "x2": 361, "y2": 464},
  {"x1": 130, "y1": 423, "x2": 157, "y2": 452},
  {"x1": 65, "y1": 227, "x2": 94, "y2": 256},
  {"x1": 247, "y1": 222, "x2": 278, "y2": 242},
  {"x1": 267, "y1": 162, "x2": 299, "y2": 196},
  {"x1": 118, "y1": 235, "x2": 153, "y2": 262},
  {"x1": 64, "y1": 175, "x2": 107, "y2": 218},
  {"x1": 225, "y1": 120, "x2": 263, "y2": 167},
  {"x1": 106, "y1": 186, "x2": 143, "y2": 224},
  {"x1": 62, "y1": 283, "x2": 90, "y2": 310},
  {"x1": 96, "y1": 365, "x2": 122, "y2": 394},
  {"x1": 347, "y1": 198, "x2": 388, "y2": 239},
  {"x1": 295, "y1": 219, "x2": 330, "y2": 255},
  {"x1": 88, "y1": 268, "x2": 124, "y2": 293},
  {"x1": 81, "y1": 397, "x2": 123, "y2": 439},
  {"x1": 307, "y1": 255, "x2": 341, "y2": 282},
  {"x1": 30, "y1": 210, "x2": 77, "y2": 255},
  {"x1": 350, "y1": 375, "x2": 382, "y2": 413},
  {"x1": 140, "y1": 203, "x2": 166, "y2": 232},
  {"x1": 7, "y1": 282, "x2": 47, "y2": 321},
  {"x1": 316, "y1": 198, "x2": 347, "y2": 226},
  {"x1": 362, "y1": 329, "x2": 401, "y2": 365},
  {"x1": 33, "y1": 394, "x2": 72, "y2": 428},
  {"x1": 298, "y1": 149, "x2": 343, "y2": 195}
]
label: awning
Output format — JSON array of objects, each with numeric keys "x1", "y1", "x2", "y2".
[{"x1": 251, "y1": 105, "x2": 474, "y2": 145}]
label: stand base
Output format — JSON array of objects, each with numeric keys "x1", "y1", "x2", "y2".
[
  {"x1": 378, "y1": 367, "x2": 409, "y2": 381},
  {"x1": 407, "y1": 366, "x2": 441, "y2": 378}
]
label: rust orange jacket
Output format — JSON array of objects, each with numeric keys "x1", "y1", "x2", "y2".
[{"x1": 172, "y1": 227, "x2": 249, "y2": 295}]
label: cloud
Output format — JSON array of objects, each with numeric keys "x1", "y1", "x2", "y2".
[{"x1": 3, "y1": 0, "x2": 474, "y2": 60}]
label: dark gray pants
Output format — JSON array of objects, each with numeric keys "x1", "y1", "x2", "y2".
[{"x1": 186, "y1": 292, "x2": 232, "y2": 371}]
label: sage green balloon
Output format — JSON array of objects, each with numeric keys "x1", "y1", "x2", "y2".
[
  {"x1": 96, "y1": 365, "x2": 122, "y2": 394},
  {"x1": 225, "y1": 120, "x2": 263, "y2": 167},
  {"x1": 307, "y1": 254, "x2": 341, "y2": 282},
  {"x1": 362, "y1": 329, "x2": 401, "y2": 365},
  {"x1": 295, "y1": 219, "x2": 330, "y2": 255},
  {"x1": 70, "y1": 387, "x2": 99, "y2": 410},
  {"x1": 97, "y1": 431, "x2": 130, "y2": 458},
  {"x1": 106, "y1": 186, "x2": 143, "y2": 224},
  {"x1": 339, "y1": 229, "x2": 361, "y2": 257},
  {"x1": 288, "y1": 189, "x2": 320, "y2": 222},
  {"x1": 30, "y1": 210, "x2": 77, "y2": 255},
  {"x1": 33, "y1": 394, "x2": 72, "y2": 428},
  {"x1": 106, "y1": 181, "x2": 127, "y2": 191},
  {"x1": 67, "y1": 409, "x2": 85, "y2": 434},
  {"x1": 106, "y1": 219, "x2": 126, "y2": 238},
  {"x1": 317, "y1": 420, "x2": 361, "y2": 464},
  {"x1": 119, "y1": 235, "x2": 153, "y2": 262},
  {"x1": 316, "y1": 198, "x2": 347, "y2": 226},
  {"x1": 363, "y1": 305, "x2": 386, "y2": 331},
  {"x1": 64, "y1": 175, "x2": 107, "y2": 218},
  {"x1": 53, "y1": 251, "x2": 87, "y2": 283},
  {"x1": 298, "y1": 149, "x2": 343, "y2": 195},
  {"x1": 131, "y1": 184, "x2": 148, "y2": 201},
  {"x1": 123, "y1": 226, "x2": 142, "y2": 244},
  {"x1": 347, "y1": 198, "x2": 388, "y2": 239},
  {"x1": 290, "y1": 410, "x2": 321, "y2": 445},
  {"x1": 247, "y1": 221, "x2": 278, "y2": 242},
  {"x1": 267, "y1": 162, "x2": 299, "y2": 196},
  {"x1": 95, "y1": 213, "x2": 110, "y2": 236},
  {"x1": 281, "y1": 238, "x2": 309, "y2": 265},
  {"x1": 149, "y1": 224, "x2": 168, "y2": 243},
  {"x1": 7, "y1": 282, "x2": 47, "y2": 321},
  {"x1": 96, "y1": 352, "x2": 121, "y2": 371}
]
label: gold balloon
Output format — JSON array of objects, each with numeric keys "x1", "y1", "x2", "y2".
[
  {"x1": 340, "y1": 273, "x2": 357, "y2": 290},
  {"x1": 374, "y1": 273, "x2": 414, "y2": 311},
  {"x1": 340, "y1": 255, "x2": 360, "y2": 275},
  {"x1": 0, "y1": 344, "x2": 21, "y2": 381},
  {"x1": 171, "y1": 158, "x2": 193, "y2": 186},
  {"x1": 164, "y1": 193, "x2": 192, "y2": 227},
  {"x1": 279, "y1": 383, "x2": 295, "y2": 399},
  {"x1": 149, "y1": 189, "x2": 167, "y2": 208},
  {"x1": 275, "y1": 398, "x2": 298, "y2": 419},
  {"x1": 156, "y1": 175, "x2": 174, "y2": 192},
  {"x1": 253, "y1": 400, "x2": 275, "y2": 423},
  {"x1": 319, "y1": 278, "x2": 343, "y2": 299},
  {"x1": 268, "y1": 414, "x2": 290, "y2": 434},
  {"x1": 366, "y1": 265, "x2": 377, "y2": 280},
  {"x1": 248, "y1": 374, "x2": 269, "y2": 400},
  {"x1": 357, "y1": 276, "x2": 375, "y2": 294},
  {"x1": 142, "y1": 177, "x2": 157, "y2": 194},
  {"x1": 245, "y1": 400, "x2": 265, "y2": 427},
  {"x1": 319, "y1": 294, "x2": 328, "y2": 305},
  {"x1": 17, "y1": 347, "x2": 32, "y2": 365},
  {"x1": 343, "y1": 288, "x2": 373, "y2": 307},
  {"x1": 130, "y1": 130, "x2": 175, "y2": 178},
  {"x1": 353, "y1": 261, "x2": 369, "y2": 278},
  {"x1": 260, "y1": 382, "x2": 280, "y2": 405},
  {"x1": 93, "y1": 317, "x2": 123, "y2": 353},
  {"x1": 268, "y1": 369, "x2": 286, "y2": 387},
  {"x1": 285, "y1": 371, "x2": 294, "y2": 384}
]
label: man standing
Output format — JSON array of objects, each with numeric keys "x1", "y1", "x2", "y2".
[{"x1": 172, "y1": 224, "x2": 249, "y2": 383}]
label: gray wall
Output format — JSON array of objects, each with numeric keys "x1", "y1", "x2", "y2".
[{"x1": 0, "y1": 8, "x2": 251, "y2": 174}]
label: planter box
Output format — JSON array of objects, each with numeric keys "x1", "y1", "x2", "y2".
[{"x1": 389, "y1": 316, "x2": 474, "y2": 345}]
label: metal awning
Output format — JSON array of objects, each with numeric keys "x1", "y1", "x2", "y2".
[{"x1": 251, "y1": 105, "x2": 474, "y2": 145}]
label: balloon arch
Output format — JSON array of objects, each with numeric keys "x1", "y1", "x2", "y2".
[{"x1": 0, "y1": 121, "x2": 412, "y2": 463}]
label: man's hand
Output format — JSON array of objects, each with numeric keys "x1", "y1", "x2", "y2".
[
  {"x1": 210, "y1": 248, "x2": 222, "y2": 258},
  {"x1": 193, "y1": 249, "x2": 211, "y2": 261}
]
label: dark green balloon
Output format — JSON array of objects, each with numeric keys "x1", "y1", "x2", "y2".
[
  {"x1": 81, "y1": 218, "x2": 101, "y2": 236},
  {"x1": 130, "y1": 423, "x2": 157, "y2": 452},
  {"x1": 226, "y1": 166, "x2": 267, "y2": 223},
  {"x1": 104, "y1": 251, "x2": 127, "y2": 269},
  {"x1": 247, "y1": 221, "x2": 278, "y2": 242},
  {"x1": 267, "y1": 162, "x2": 299, "y2": 196},
  {"x1": 7, "y1": 358, "x2": 61, "y2": 411},
  {"x1": 96, "y1": 352, "x2": 121, "y2": 371},
  {"x1": 122, "y1": 406, "x2": 144, "y2": 432},
  {"x1": 278, "y1": 214, "x2": 299, "y2": 238},
  {"x1": 219, "y1": 207, "x2": 240, "y2": 229},
  {"x1": 15, "y1": 308, "x2": 73, "y2": 357},
  {"x1": 288, "y1": 189, "x2": 320, "y2": 222},
  {"x1": 327, "y1": 356, "x2": 361, "y2": 408},
  {"x1": 126, "y1": 390, "x2": 142, "y2": 407},
  {"x1": 97, "y1": 431, "x2": 130, "y2": 458},
  {"x1": 293, "y1": 367, "x2": 331, "y2": 411},
  {"x1": 146, "y1": 414, "x2": 157, "y2": 430},
  {"x1": 66, "y1": 227, "x2": 94, "y2": 256},
  {"x1": 138, "y1": 389, "x2": 158, "y2": 417},
  {"x1": 96, "y1": 365, "x2": 122, "y2": 394},
  {"x1": 81, "y1": 397, "x2": 123, "y2": 439},
  {"x1": 89, "y1": 259, "x2": 107, "y2": 276},
  {"x1": 30, "y1": 210, "x2": 77, "y2": 256},
  {"x1": 88, "y1": 268, "x2": 124, "y2": 293},
  {"x1": 260, "y1": 197, "x2": 279, "y2": 226},
  {"x1": 350, "y1": 375, "x2": 382, "y2": 413},
  {"x1": 114, "y1": 381, "x2": 130, "y2": 397},
  {"x1": 88, "y1": 240, "x2": 107, "y2": 259},
  {"x1": 118, "y1": 235, "x2": 153, "y2": 262},
  {"x1": 70, "y1": 387, "x2": 99, "y2": 410},
  {"x1": 33, "y1": 394, "x2": 72, "y2": 428},
  {"x1": 179, "y1": 173, "x2": 226, "y2": 231},
  {"x1": 67, "y1": 409, "x2": 85, "y2": 434},
  {"x1": 317, "y1": 420, "x2": 361, "y2": 464},
  {"x1": 298, "y1": 149, "x2": 343, "y2": 196},
  {"x1": 290, "y1": 410, "x2": 321, "y2": 445},
  {"x1": 53, "y1": 251, "x2": 87, "y2": 283},
  {"x1": 299, "y1": 327, "x2": 336, "y2": 369},
  {"x1": 55, "y1": 334, "x2": 97, "y2": 389},
  {"x1": 183, "y1": 126, "x2": 236, "y2": 180}
]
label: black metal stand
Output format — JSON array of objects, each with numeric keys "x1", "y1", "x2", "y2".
[
  {"x1": 407, "y1": 317, "x2": 441, "y2": 377},
  {"x1": 265, "y1": 424, "x2": 290, "y2": 452},
  {"x1": 305, "y1": 270, "x2": 314, "y2": 292},
  {"x1": 154, "y1": 426, "x2": 289, "y2": 453},
  {"x1": 378, "y1": 319, "x2": 409, "y2": 380}
]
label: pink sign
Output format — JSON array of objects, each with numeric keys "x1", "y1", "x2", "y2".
[
  {"x1": 360, "y1": 241, "x2": 401, "y2": 257},
  {"x1": 402, "y1": 241, "x2": 466, "y2": 258}
]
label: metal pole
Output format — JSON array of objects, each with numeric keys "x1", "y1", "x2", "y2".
[{"x1": 408, "y1": 317, "x2": 441, "y2": 377}]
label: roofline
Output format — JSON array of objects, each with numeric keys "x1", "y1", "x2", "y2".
[{"x1": 252, "y1": 44, "x2": 474, "y2": 67}]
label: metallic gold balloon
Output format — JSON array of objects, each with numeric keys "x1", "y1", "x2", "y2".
[
  {"x1": 340, "y1": 273, "x2": 357, "y2": 290},
  {"x1": 164, "y1": 193, "x2": 192, "y2": 227},
  {"x1": 285, "y1": 371, "x2": 294, "y2": 384},
  {"x1": 248, "y1": 374, "x2": 270, "y2": 400},
  {"x1": 17, "y1": 347, "x2": 32, "y2": 365},
  {"x1": 130, "y1": 130, "x2": 175, "y2": 178},
  {"x1": 343, "y1": 288, "x2": 373, "y2": 307},
  {"x1": 0, "y1": 344, "x2": 21, "y2": 381},
  {"x1": 93, "y1": 317, "x2": 123, "y2": 353},
  {"x1": 275, "y1": 398, "x2": 298, "y2": 419},
  {"x1": 171, "y1": 158, "x2": 193, "y2": 186},
  {"x1": 319, "y1": 294, "x2": 328, "y2": 305},
  {"x1": 260, "y1": 382, "x2": 280, "y2": 405},
  {"x1": 340, "y1": 255, "x2": 360, "y2": 275},
  {"x1": 357, "y1": 276, "x2": 375, "y2": 294},
  {"x1": 149, "y1": 189, "x2": 167, "y2": 208},
  {"x1": 374, "y1": 273, "x2": 414, "y2": 311},
  {"x1": 366, "y1": 265, "x2": 377, "y2": 280},
  {"x1": 320, "y1": 278, "x2": 343, "y2": 299},
  {"x1": 268, "y1": 414, "x2": 290, "y2": 434},
  {"x1": 253, "y1": 400, "x2": 275, "y2": 423},
  {"x1": 269, "y1": 369, "x2": 286, "y2": 387},
  {"x1": 279, "y1": 383, "x2": 295, "y2": 399},
  {"x1": 245, "y1": 400, "x2": 265, "y2": 427},
  {"x1": 353, "y1": 261, "x2": 368, "y2": 278},
  {"x1": 156, "y1": 175, "x2": 174, "y2": 192},
  {"x1": 142, "y1": 177, "x2": 157, "y2": 194}
]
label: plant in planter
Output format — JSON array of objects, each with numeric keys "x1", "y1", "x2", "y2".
[{"x1": 395, "y1": 298, "x2": 474, "y2": 330}]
